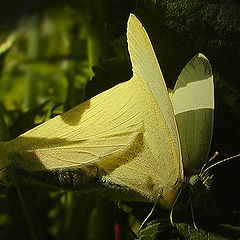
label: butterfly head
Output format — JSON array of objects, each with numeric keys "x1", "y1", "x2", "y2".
[
  {"x1": 187, "y1": 172, "x2": 212, "y2": 206},
  {"x1": 184, "y1": 152, "x2": 240, "y2": 207}
]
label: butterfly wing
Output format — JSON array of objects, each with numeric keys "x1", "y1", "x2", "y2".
[
  {"x1": 2, "y1": 78, "x2": 143, "y2": 172},
  {"x1": 127, "y1": 14, "x2": 181, "y2": 159},
  {"x1": 105, "y1": 14, "x2": 183, "y2": 206},
  {"x1": 169, "y1": 54, "x2": 214, "y2": 175},
  {"x1": 1, "y1": 14, "x2": 183, "y2": 207}
]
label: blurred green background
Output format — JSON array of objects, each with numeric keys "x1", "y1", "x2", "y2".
[{"x1": 0, "y1": 0, "x2": 239, "y2": 239}]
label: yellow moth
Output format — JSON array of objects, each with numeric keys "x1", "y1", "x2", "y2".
[{"x1": 0, "y1": 14, "x2": 215, "y2": 209}]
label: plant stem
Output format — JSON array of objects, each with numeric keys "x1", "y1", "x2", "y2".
[{"x1": 24, "y1": 15, "x2": 40, "y2": 110}]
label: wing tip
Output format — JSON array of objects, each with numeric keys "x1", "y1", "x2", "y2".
[
  {"x1": 194, "y1": 53, "x2": 213, "y2": 76},
  {"x1": 128, "y1": 13, "x2": 138, "y2": 26},
  {"x1": 127, "y1": 14, "x2": 141, "y2": 34},
  {"x1": 197, "y1": 53, "x2": 207, "y2": 60}
]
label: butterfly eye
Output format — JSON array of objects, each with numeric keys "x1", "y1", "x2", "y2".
[{"x1": 189, "y1": 175, "x2": 200, "y2": 187}]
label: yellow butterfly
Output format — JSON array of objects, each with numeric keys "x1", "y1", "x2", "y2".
[{"x1": 0, "y1": 14, "x2": 215, "y2": 211}]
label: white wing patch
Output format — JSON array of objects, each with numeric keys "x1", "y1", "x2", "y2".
[
  {"x1": 170, "y1": 53, "x2": 214, "y2": 115},
  {"x1": 171, "y1": 77, "x2": 214, "y2": 114}
]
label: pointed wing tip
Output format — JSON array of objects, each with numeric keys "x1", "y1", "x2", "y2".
[
  {"x1": 128, "y1": 13, "x2": 137, "y2": 23},
  {"x1": 195, "y1": 53, "x2": 213, "y2": 76},
  {"x1": 127, "y1": 14, "x2": 141, "y2": 31}
]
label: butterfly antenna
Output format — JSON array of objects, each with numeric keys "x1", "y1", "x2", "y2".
[
  {"x1": 202, "y1": 153, "x2": 240, "y2": 175},
  {"x1": 170, "y1": 188, "x2": 182, "y2": 227},
  {"x1": 200, "y1": 151, "x2": 219, "y2": 176}
]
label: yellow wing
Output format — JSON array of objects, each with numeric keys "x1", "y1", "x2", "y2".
[
  {"x1": 1, "y1": 14, "x2": 183, "y2": 207},
  {"x1": 103, "y1": 14, "x2": 183, "y2": 206},
  {"x1": 127, "y1": 14, "x2": 181, "y2": 159},
  {"x1": 1, "y1": 78, "x2": 143, "y2": 172}
]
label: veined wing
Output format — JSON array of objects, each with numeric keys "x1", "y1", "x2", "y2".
[
  {"x1": 103, "y1": 14, "x2": 183, "y2": 206},
  {"x1": 2, "y1": 77, "x2": 143, "y2": 172},
  {"x1": 126, "y1": 14, "x2": 181, "y2": 163}
]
